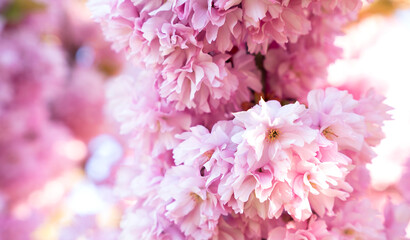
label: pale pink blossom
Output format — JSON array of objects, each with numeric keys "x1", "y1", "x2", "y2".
[
  {"x1": 157, "y1": 47, "x2": 261, "y2": 113},
  {"x1": 173, "y1": 121, "x2": 241, "y2": 189},
  {"x1": 286, "y1": 142, "x2": 353, "y2": 220},
  {"x1": 116, "y1": 152, "x2": 182, "y2": 239},
  {"x1": 219, "y1": 99, "x2": 319, "y2": 220},
  {"x1": 242, "y1": 0, "x2": 311, "y2": 53},
  {"x1": 233, "y1": 99, "x2": 317, "y2": 165},
  {"x1": 88, "y1": 0, "x2": 146, "y2": 52},
  {"x1": 106, "y1": 70, "x2": 191, "y2": 156},
  {"x1": 307, "y1": 87, "x2": 391, "y2": 164},
  {"x1": 354, "y1": 89, "x2": 392, "y2": 147},
  {"x1": 158, "y1": 50, "x2": 239, "y2": 113},
  {"x1": 307, "y1": 88, "x2": 367, "y2": 158},
  {"x1": 159, "y1": 165, "x2": 226, "y2": 239}
]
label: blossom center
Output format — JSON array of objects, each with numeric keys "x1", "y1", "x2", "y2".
[
  {"x1": 322, "y1": 127, "x2": 338, "y2": 140},
  {"x1": 202, "y1": 150, "x2": 215, "y2": 161},
  {"x1": 343, "y1": 228, "x2": 355, "y2": 236},
  {"x1": 265, "y1": 128, "x2": 280, "y2": 143},
  {"x1": 190, "y1": 192, "x2": 203, "y2": 203},
  {"x1": 307, "y1": 174, "x2": 319, "y2": 190}
]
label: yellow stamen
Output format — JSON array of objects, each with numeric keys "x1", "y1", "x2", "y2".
[
  {"x1": 307, "y1": 174, "x2": 319, "y2": 190},
  {"x1": 265, "y1": 128, "x2": 280, "y2": 143},
  {"x1": 190, "y1": 192, "x2": 203, "y2": 203},
  {"x1": 202, "y1": 150, "x2": 215, "y2": 161},
  {"x1": 343, "y1": 228, "x2": 355, "y2": 236},
  {"x1": 322, "y1": 127, "x2": 338, "y2": 140}
]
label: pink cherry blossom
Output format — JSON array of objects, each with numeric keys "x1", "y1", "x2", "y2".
[
  {"x1": 307, "y1": 88, "x2": 367, "y2": 157},
  {"x1": 219, "y1": 99, "x2": 320, "y2": 220},
  {"x1": 159, "y1": 165, "x2": 226, "y2": 239},
  {"x1": 354, "y1": 89, "x2": 392, "y2": 147},
  {"x1": 106, "y1": 69, "x2": 192, "y2": 157},
  {"x1": 286, "y1": 141, "x2": 353, "y2": 220},
  {"x1": 233, "y1": 99, "x2": 317, "y2": 165},
  {"x1": 173, "y1": 120, "x2": 241, "y2": 188}
]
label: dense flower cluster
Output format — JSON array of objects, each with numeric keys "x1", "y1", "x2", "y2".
[
  {"x1": 112, "y1": 84, "x2": 397, "y2": 239},
  {"x1": 88, "y1": 0, "x2": 410, "y2": 239}
]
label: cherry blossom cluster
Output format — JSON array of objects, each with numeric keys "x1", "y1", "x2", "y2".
[
  {"x1": 111, "y1": 80, "x2": 396, "y2": 239},
  {"x1": 91, "y1": 0, "x2": 409, "y2": 239},
  {"x1": 90, "y1": 0, "x2": 363, "y2": 113}
]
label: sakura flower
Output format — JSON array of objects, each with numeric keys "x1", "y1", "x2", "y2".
[
  {"x1": 242, "y1": 0, "x2": 311, "y2": 53},
  {"x1": 262, "y1": 4, "x2": 359, "y2": 101},
  {"x1": 158, "y1": 50, "x2": 239, "y2": 113},
  {"x1": 159, "y1": 165, "x2": 226, "y2": 239},
  {"x1": 88, "y1": 0, "x2": 148, "y2": 53},
  {"x1": 354, "y1": 89, "x2": 392, "y2": 147},
  {"x1": 241, "y1": 214, "x2": 286, "y2": 239},
  {"x1": 116, "y1": 152, "x2": 183, "y2": 239},
  {"x1": 138, "y1": 6, "x2": 200, "y2": 66},
  {"x1": 286, "y1": 142, "x2": 353, "y2": 219},
  {"x1": 307, "y1": 88, "x2": 367, "y2": 157},
  {"x1": 173, "y1": 120, "x2": 242, "y2": 190},
  {"x1": 232, "y1": 99, "x2": 317, "y2": 168},
  {"x1": 188, "y1": 1, "x2": 244, "y2": 53},
  {"x1": 106, "y1": 70, "x2": 191, "y2": 157},
  {"x1": 307, "y1": 87, "x2": 392, "y2": 164},
  {"x1": 217, "y1": 99, "x2": 318, "y2": 220}
]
